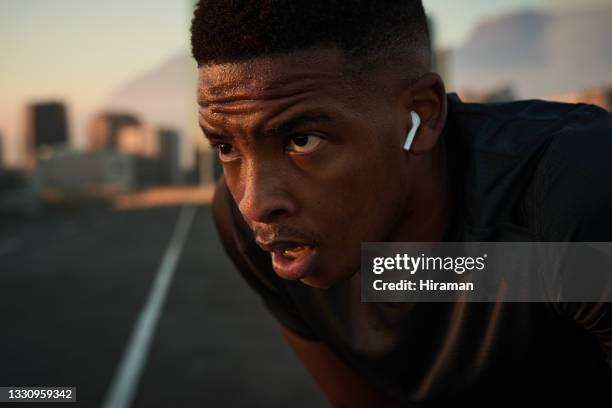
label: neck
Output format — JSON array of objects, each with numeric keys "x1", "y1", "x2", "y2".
[{"x1": 391, "y1": 136, "x2": 452, "y2": 242}]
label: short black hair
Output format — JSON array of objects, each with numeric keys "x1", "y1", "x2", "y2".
[{"x1": 190, "y1": 0, "x2": 431, "y2": 75}]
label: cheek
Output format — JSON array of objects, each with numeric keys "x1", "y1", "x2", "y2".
[
  {"x1": 221, "y1": 165, "x2": 243, "y2": 206},
  {"x1": 304, "y1": 145, "x2": 403, "y2": 242}
]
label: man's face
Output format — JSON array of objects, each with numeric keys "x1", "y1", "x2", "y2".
[{"x1": 198, "y1": 48, "x2": 416, "y2": 288}]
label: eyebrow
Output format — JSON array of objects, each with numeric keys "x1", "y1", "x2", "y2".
[
  {"x1": 199, "y1": 110, "x2": 335, "y2": 142},
  {"x1": 198, "y1": 123, "x2": 226, "y2": 142},
  {"x1": 263, "y1": 110, "x2": 335, "y2": 139}
]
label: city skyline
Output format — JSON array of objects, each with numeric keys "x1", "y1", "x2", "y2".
[{"x1": 1, "y1": 0, "x2": 608, "y2": 168}]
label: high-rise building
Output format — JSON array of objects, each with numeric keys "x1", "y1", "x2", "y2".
[
  {"x1": 186, "y1": 148, "x2": 215, "y2": 185},
  {"x1": 88, "y1": 113, "x2": 141, "y2": 151},
  {"x1": 29, "y1": 102, "x2": 69, "y2": 149},
  {"x1": 158, "y1": 128, "x2": 182, "y2": 185}
]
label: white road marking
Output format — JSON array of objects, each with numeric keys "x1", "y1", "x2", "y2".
[{"x1": 102, "y1": 206, "x2": 197, "y2": 408}]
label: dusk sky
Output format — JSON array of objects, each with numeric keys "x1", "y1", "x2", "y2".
[{"x1": 0, "y1": 0, "x2": 582, "y2": 167}]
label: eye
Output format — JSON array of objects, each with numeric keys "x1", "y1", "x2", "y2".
[
  {"x1": 214, "y1": 142, "x2": 240, "y2": 162},
  {"x1": 286, "y1": 134, "x2": 323, "y2": 154}
]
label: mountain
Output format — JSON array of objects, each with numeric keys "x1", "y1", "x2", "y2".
[
  {"x1": 449, "y1": 5, "x2": 612, "y2": 98},
  {"x1": 105, "y1": 5, "x2": 612, "y2": 151},
  {"x1": 104, "y1": 53, "x2": 200, "y2": 168}
]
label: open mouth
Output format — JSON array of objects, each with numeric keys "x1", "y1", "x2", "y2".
[
  {"x1": 279, "y1": 245, "x2": 312, "y2": 260},
  {"x1": 270, "y1": 244, "x2": 317, "y2": 280}
]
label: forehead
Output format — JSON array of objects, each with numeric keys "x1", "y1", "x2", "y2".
[{"x1": 197, "y1": 48, "x2": 354, "y2": 106}]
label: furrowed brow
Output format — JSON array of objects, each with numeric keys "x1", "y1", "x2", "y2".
[
  {"x1": 263, "y1": 111, "x2": 334, "y2": 139},
  {"x1": 198, "y1": 122, "x2": 230, "y2": 142}
]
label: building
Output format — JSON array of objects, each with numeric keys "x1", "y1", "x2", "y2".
[
  {"x1": 184, "y1": 148, "x2": 215, "y2": 185},
  {"x1": 158, "y1": 128, "x2": 182, "y2": 185},
  {"x1": 36, "y1": 149, "x2": 136, "y2": 195},
  {"x1": 88, "y1": 112, "x2": 142, "y2": 151},
  {"x1": 28, "y1": 102, "x2": 69, "y2": 149}
]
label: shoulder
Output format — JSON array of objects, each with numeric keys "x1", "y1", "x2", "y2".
[
  {"x1": 446, "y1": 96, "x2": 607, "y2": 232},
  {"x1": 448, "y1": 95, "x2": 609, "y2": 156},
  {"x1": 447, "y1": 95, "x2": 612, "y2": 240},
  {"x1": 522, "y1": 102, "x2": 612, "y2": 240}
]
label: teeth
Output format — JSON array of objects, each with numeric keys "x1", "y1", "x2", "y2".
[
  {"x1": 282, "y1": 250, "x2": 296, "y2": 260},
  {"x1": 282, "y1": 246, "x2": 308, "y2": 259}
]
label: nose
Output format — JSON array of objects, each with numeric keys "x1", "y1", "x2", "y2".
[{"x1": 237, "y1": 159, "x2": 296, "y2": 223}]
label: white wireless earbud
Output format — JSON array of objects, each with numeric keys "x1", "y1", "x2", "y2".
[{"x1": 403, "y1": 111, "x2": 421, "y2": 151}]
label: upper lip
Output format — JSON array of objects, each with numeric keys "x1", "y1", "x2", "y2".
[{"x1": 255, "y1": 239, "x2": 314, "y2": 253}]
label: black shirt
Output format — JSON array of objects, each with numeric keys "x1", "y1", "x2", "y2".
[{"x1": 212, "y1": 94, "x2": 612, "y2": 406}]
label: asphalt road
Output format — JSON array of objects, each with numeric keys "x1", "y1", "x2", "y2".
[{"x1": 0, "y1": 204, "x2": 325, "y2": 407}]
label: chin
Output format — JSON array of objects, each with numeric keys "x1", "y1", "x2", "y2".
[
  {"x1": 300, "y1": 275, "x2": 334, "y2": 289},
  {"x1": 300, "y1": 267, "x2": 357, "y2": 289}
]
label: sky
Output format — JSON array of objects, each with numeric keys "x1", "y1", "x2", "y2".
[
  {"x1": 424, "y1": 0, "x2": 543, "y2": 48},
  {"x1": 0, "y1": 0, "x2": 556, "y2": 167}
]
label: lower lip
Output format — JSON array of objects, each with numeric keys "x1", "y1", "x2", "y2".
[{"x1": 271, "y1": 247, "x2": 318, "y2": 280}]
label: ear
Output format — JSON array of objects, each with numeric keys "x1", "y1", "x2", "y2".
[{"x1": 399, "y1": 73, "x2": 447, "y2": 155}]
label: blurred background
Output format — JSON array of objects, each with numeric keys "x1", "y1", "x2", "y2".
[{"x1": 0, "y1": 0, "x2": 610, "y2": 407}]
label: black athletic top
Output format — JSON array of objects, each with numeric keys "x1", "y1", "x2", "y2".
[{"x1": 212, "y1": 94, "x2": 612, "y2": 406}]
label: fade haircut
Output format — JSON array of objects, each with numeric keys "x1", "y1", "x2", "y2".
[{"x1": 190, "y1": 0, "x2": 431, "y2": 78}]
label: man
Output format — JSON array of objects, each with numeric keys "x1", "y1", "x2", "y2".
[{"x1": 191, "y1": 1, "x2": 612, "y2": 406}]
